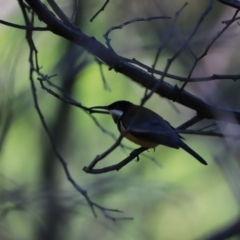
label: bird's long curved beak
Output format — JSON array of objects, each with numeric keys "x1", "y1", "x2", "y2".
[{"x1": 89, "y1": 105, "x2": 110, "y2": 114}]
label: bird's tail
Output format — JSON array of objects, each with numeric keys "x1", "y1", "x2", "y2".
[{"x1": 179, "y1": 141, "x2": 207, "y2": 165}]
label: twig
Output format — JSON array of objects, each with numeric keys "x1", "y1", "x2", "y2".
[
  {"x1": 222, "y1": 16, "x2": 240, "y2": 24},
  {"x1": 90, "y1": 0, "x2": 110, "y2": 22},
  {"x1": 126, "y1": 57, "x2": 240, "y2": 82},
  {"x1": 180, "y1": 8, "x2": 240, "y2": 91},
  {"x1": 95, "y1": 58, "x2": 111, "y2": 91},
  {"x1": 104, "y1": 16, "x2": 171, "y2": 52},
  {"x1": 83, "y1": 147, "x2": 147, "y2": 174},
  {"x1": 177, "y1": 115, "x2": 202, "y2": 130},
  {"x1": 0, "y1": 19, "x2": 48, "y2": 30},
  {"x1": 84, "y1": 132, "x2": 126, "y2": 171},
  {"x1": 141, "y1": 0, "x2": 214, "y2": 105},
  {"x1": 142, "y1": 3, "x2": 187, "y2": 104},
  {"x1": 71, "y1": 0, "x2": 79, "y2": 23},
  {"x1": 38, "y1": 76, "x2": 89, "y2": 111}
]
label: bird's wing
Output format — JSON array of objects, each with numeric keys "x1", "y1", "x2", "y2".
[{"x1": 120, "y1": 106, "x2": 181, "y2": 148}]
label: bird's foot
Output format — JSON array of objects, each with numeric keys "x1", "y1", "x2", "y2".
[
  {"x1": 147, "y1": 147, "x2": 155, "y2": 152},
  {"x1": 130, "y1": 147, "x2": 148, "y2": 162}
]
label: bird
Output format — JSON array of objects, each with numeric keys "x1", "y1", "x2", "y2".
[{"x1": 90, "y1": 100, "x2": 207, "y2": 165}]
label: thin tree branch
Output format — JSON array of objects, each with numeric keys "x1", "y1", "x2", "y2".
[
  {"x1": 95, "y1": 58, "x2": 111, "y2": 91},
  {"x1": 180, "y1": 9, "x2": 240, "y2": 91},
  {"x1": 83, "y1": 147, "x2": 147, "y2": 174},
  {"x1": 126, "y1": 57, "x2": 240, "y2": 82},
  {"x1": 90, "y1": 0, "x2": 110, "y2": 22},
  {"x1": 104, "y1": 16, "x2": 171, "y2": 52},
  {"x1": 0, "y1": 19, "x2": 48, "y2": 30},
  {"x1": 141, "y1": 0, "x2": 214, "y2": 105},
  {"x1": 142, "y1": 3, "x2": 187, "y2": 104}
]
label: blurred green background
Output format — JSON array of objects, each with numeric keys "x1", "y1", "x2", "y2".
[{"x1": 0, "y1": 0, "x2": 239, "y2": 239}]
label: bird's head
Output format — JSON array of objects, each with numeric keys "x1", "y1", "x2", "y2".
[{"x1": 89, "y1": 100, "x2": 133, "y2": 123}]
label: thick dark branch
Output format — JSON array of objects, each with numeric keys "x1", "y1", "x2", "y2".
[
  {"x1": 24, "y1": 0, "x2": 240, "y2": 124},
  {"x1": 47, "y1": 0, "x2": 73, "y2": 26},
  {"x1": 218, "y1": 0, "x2": 240, "y2": 9},
  {"x1": 204, "y1": 217, "x2": 240, "y2": 240}
]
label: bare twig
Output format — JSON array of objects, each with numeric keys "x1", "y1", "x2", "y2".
[
  {"x1": 0, "y1": 19, "x2": 48, "y2": 30},
  {"x1": 141, "y1": 0, "x2": 214, "y2": 105},
  {"x1": 83, "y1": 147, "x2": 147, "y2": 174},
  {"x1": 142, "y1": 3, "x2": 188, "y2": 104},
  {"x1": 90, "y1": 0, "x2": 110, "y2": 22},
  {"x1": 125, "y1": 57, "x2": 240, "y2": 82},
  {"x1": 104, "y1": 16, "x2": 171, "y2": 52},
  {"x1": 95, "y1": 58, "x2": 111, "y2": 91},
  {"x1": 38, "y1": 75, "x2": 89, "y2": 111},
  {"x1": 222, "y1": 16, "x2": 240, "y2": 24},
  {"x1": 0, "y1": 111, "x2": 12, "y2": 152},
  {"x1": 177, "y1": 115, "x2": 202, "y2": 130},
  {"x1": 180, "y1": 9, "x2": 240, "y2": 91},
  {"x1": 84, "y1": 132, "x2": 127, "y2": 171},
  {"x1": 71, "y1": 0, "x2": 79, "y2": 22},
  {"x1": 152, "y1": 3, "x2": 187, "y2": 72}
]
